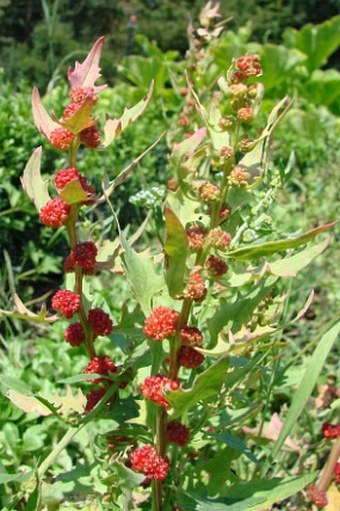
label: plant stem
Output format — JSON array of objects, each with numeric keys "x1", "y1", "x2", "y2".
[
  {"x1": 151, "y1": 479, "x2": 162, "y2": 511},
  {"x1": 316, "y1": 437, "x2": 340, "y2": 493}
]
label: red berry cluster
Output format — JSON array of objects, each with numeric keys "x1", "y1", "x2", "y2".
[
  {"x1": 143, "y1": 306, "x2": 180, "y2": 341},
  {"x1": 130, "y1": 444, "x2": 169, "y2": 480},
  {"x1": 80, "y1": 125, "x2": 101, "y2": 148},
  {"x1": 85, "y1": 387, "x2": 106, "y2": 413},
  {"x1": 64, "y1": 322, "x2": 84, "y2": 346},
  {"x1": 183, "y1": 272, "x2": 207, "y2": 302},
  {"x1": 186, "y1": 225, "x2": 207, "y2": 251},
  {"x1": 39, "y1": 198, "x2": 70, "y2": 228},
  {"x1": 50, "y1": 127, "x2": 76, "y2": 151},
  {"x1": 141, "y1": 374, "x2": 179, "y2": 408},
  {"x1": 236, "y1": 54, "x2": 262, "y2": 78},
  {"x1": 178, "y1": 345, "x2": 205, "y2": 369},
  {"x1": 207, "y1": 228, "x2": 232, "y2": 249},
  {"x1": 307, "y1": 485, "x2": 328, "y2": 509},
  {"x1": 205, "y1": 255, "x2": 228, "y2": 277},
  {"x1": 52, "y1": 289, "x2": 80, "y2": 319},
  {"x1": 166, "y1": 421, "x2": 190, "y2": 447},
  {"x1": 179, "y1": 325, "x2": 203, "y2": 346},
  {"x1": 54, "y1": 167, "x2": 95, "y2": 202},
  {"x1": 88, "y1": 308, "x2": 113, "y2": 337},
  {"x1": 84, "y1": 355, "x2": 116, "y2": 382},
  {"x1": 322, "y1": 422, "x2": 340, "y2": 439}
]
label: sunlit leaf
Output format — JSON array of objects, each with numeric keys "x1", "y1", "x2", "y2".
[
  {"x1": 31, "y1": 87, "x2": 59, "y2": 138},
  {"x1": 167, "y1": 356, "x2": 230, "y2": 418},
  {"x1": 59, "y1": 178, "x2": 88, "y2": 205},
  {"x1": 163, "y1": 206, "x2": 189, "y2": 297},
  {"x1": 103, "y1": 81, "x2": 154, "y2": 147},
  {"x1": 21, "y1": 147, "x2": 50, "y2": 210},
  {"x1": 0, "y1": 293, "x2": 58, "y2": 323},
  {"x1": 227, "y1": 222, "x2": 335, "y2": 260},
  {"x1": 60, "y1": 97, "x2": 97, "y2": 134},
  {"x1": 68, "y1": 36, "x2": 106, "y2": 92}
]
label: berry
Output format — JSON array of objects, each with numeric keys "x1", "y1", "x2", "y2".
[
  {"x1": 194, "y1": 181, "x2": 220, "y2": 202},
  {"x1": 50, "y1": 127, "x2": 75, "y2": 151},
  {"x1": 52, "y1": 289, "x2": 80, "y2": 319},
  {"x1": 130, "y1": 444, "x2": 169, "y2": 480},
  {"x1": 178, "y1": 346, "x2": 205, "y2": 369},
  {"x1": 141, "y1": 374, "x2": 179, "y2": 408},
  {"x1": 322, "y1": 422, "x2": 340, "y2": 439},
  {"x1": 80, "y1": 125, "x2": 101, "y2": 148},
  {"x1": 88, "y1": 308, "x2": 113, "y2": 337},
  {"x1": 238, "y1": 107, "x2": 253, "y2": 123},
  {"x1": 335, "y1": 462, "x2": 340, "y2": 484},
  {"x1": 73, "y1": 241, "x2": 98, "y2": 271},
  {"x1": 186, "y1": 225, "x2": 207, "y2": 251},
  {"x1": 63, "y1": 102, "x2": 82, "y2": 119},
  {"x1": 85, "y1": 387, "x2": 106, "y2": 413},
  {"x1": 39, "y1": 198, "x2": 70, "y2": 228},
  {"x1": 183, "y1": 272, "x2": 207, "y2": 302},
  {"x1": 236, "y1": 54, "x2": 262, "y2": 77},
  {"x1": 84, "y1": 355, "x2": 117, "y2": 382},
  {"x1": 207, "y1": 228, "x2": 232, "y2": 249},
  {"x1": 69, "y1": 87, "x2": 97, "y2": 104},
  {"x1": 166, "y1": 421, "x2": 190, "y2": 447},
  {"x1": 143, "y1": 306, "x2": 180, "y2": 342},
  {"x1": 179, "y1": 326, "x2": 203, "y2": 346},
  {"x1": 54, "y1": 167, "x2": 80, "y2": 191},
  {"x1": 206, "y1": 255, "x2": 228, "y2": 277},
  {"x1": 307, "y1": 485, "x2": 328, "y2": 508},
  {"x1": 64, "y1": 322, "x2": 84, "y2": 346},
  {"x1": 229, "y1": 166, "x2": 251, "y2": 187}
]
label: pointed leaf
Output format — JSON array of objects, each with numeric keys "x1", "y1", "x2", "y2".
[
  {"x1": 271, "y1": 319, "x2": 340, "y2": 459},
  {"x1": 31, "y1": 87, "x2": 59, "y2": 138},
  {"x1": 0, "y1": 293, "x2": 58, "y2": 323},
  {"x1": 68, "y1": 36, "x2": 106, "y2": 91},
  {"x1": 227, "y1": 222, "x2": 335, "y2": 261},
  {"x1": 265, "y1": 236, "x2": 330, "y2": 277},
  {"x1": 60, "y1": 97, "x2": 97, "y2": 134},
  {"x1": 163, "y1": 206, "x2": 189, "y2": 297},
  {"x1": 102, "y1": 81, "x2": 154, "y2": 147},
  {"x1": 208, "y1": 430, "x2": 260, "y2": 465},
  {"x1": 170, "y1": 127, "x2": 207, "y2": 167},
  {"x1": 59, "y1": 178, "x2": 88, "y2": 204},
  {"x1": 21, "y1": 147, "x2": 50, "y2": 210},
  {"x1": 120, "y1": 235, "x2": 166, "y2": 316},
  {"x1": 167, "y1": 356, "x2": 230, "y2": 418}
]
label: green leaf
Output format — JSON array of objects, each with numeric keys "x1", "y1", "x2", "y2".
[
  {"x1": 0, "y1": 293, "x2": 58, "y2": 324},
  {"x1": 21, "y1": 147, "x2": 50, "y2": 210},
  {"x1": 31, "y1": 87, "x2": 59, "y2": 138},
  {"x1": 23, "y1": 425, "x2": 47, "y2": 452},
  {"x1": 163, "y1": 206, "x2": 189, "y2": 297},
  {"x1": 59, "y1": 178, "x2": 88, "y2": 204},
  {"x1": 208, "y1": 430, "x2": 260, "y2": 466},
  {"x1": 303, "y1": 69, "x2": 340, "y2": 115},
  {"x1": 167, "y1": 356, "x2": 230, "y2": 418},
  {"x1": 270, "y1": 319, "x2": 340, "y2": 459},
  {"x1": 0, "y1": 471, "x2": 34, "y2": 485},
  {"x1": 120, "y1": 235, "x2": 166, "y2": 316},
  {"x1": 61, "y1": 97, "x2": 97, "y2": 134},
  {"x1": 103, "y1": 80, "x2": 154, "y2": 147},
  {"x1": 170, "y1": 127, "x2": 207, "y2": 167},
  {"x1": 207, "y1": 277, "x2": 275, "y2": 343},
  {"x1": 184, "y1": 473, "x2": 315, "y2": 510},
  {"x1": 265, "y1": 236, "x2": 330, "y2": 277},
  {"x1": 227, "y1": 222, "x2": 335, "y2": 261},
  {"x1": 260, "y1": 45, "x2": 307, "y2": 91},
  {"x1": 283, "y1": 16, "x2": 340, "y2": 73}
]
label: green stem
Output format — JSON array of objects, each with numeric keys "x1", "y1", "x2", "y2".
[{"x1": 151, "y1": 479, "x2": 162, "y2": 511}]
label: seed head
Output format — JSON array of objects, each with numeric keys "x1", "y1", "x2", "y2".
[
  {"x1": 64, "y1": 322, "x2": 84, "y2": 346},
  {"x1": 143, "y1": 306, "x2": 180, "y2": 342},
  {"x1": 84, "y1": 355, "x2": 117, "y2": 383},
  {"x1": 52, "y1": 289, "x2": 80, "y2": 319},
  {"x1": 166, "y1": 420, "x2": 190, "y2": 447},
  {"x1": 130, "y1": 444, "x2": 169, "y2": 480},
  {"x1": 322, "y1": 422, "x2": 340, "y2": 439},
  {"x1": 206, "y1": 255, "x2": 228, "y2": 277},
  {"x1": 80, "y1": 125, "x2": 101, "y2": 148},
  {"x1": 186, "y1": 225, "x2": 207, "y2": 251},
  {"x1": 73, "y1": 241, "x2": 98, "y2": 271},
  {"x1": 178, "y1": 345, "x2": 205, "y2": 369},
  {"x1": 179, "y1": 326, "x2": 203, "y2": 346},
  {"x1": 207, "y1": 228, "x2": 232, "y2": 249},
  {"x1": 306, "y1": 485, "x2": 328, "y2": 508},
  {"x1": 183, "y1": 272, "x2": 207, "y2": 302},
  {"x1": 85, "y1": 387, "x2": 106, "y2": 413},
  {"x1": 141, "y1": 374, "x2": 179, "y2": 408},
  {"x1": 39, "y1": 198, "x2": 70, "y2": 228},
  {"x1": 88, "y1": 308, "x2": 113, "y2": 337},
  {"x1": 50, "y1": 127, "x2": 75, "y2": 151}
]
